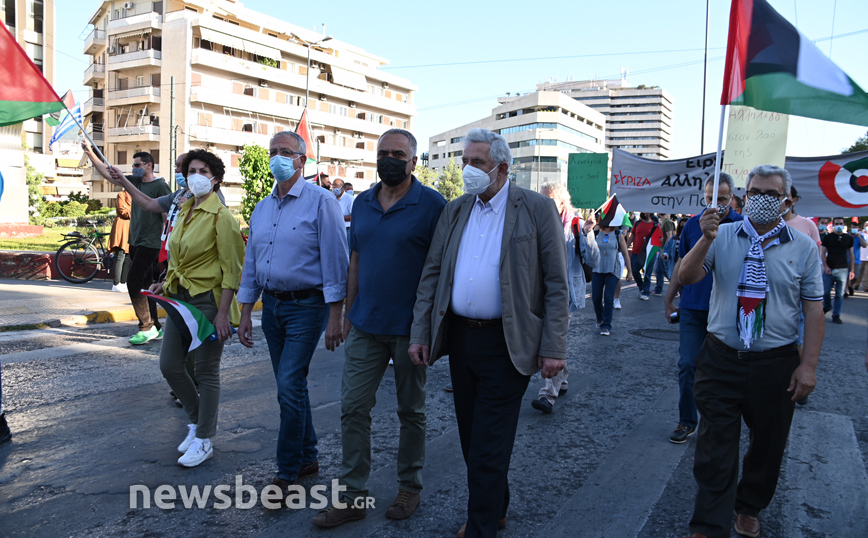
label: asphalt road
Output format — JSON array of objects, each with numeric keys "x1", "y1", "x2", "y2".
[{"x1": 1, "y1": 288, "x2": 866, "y2": 538}]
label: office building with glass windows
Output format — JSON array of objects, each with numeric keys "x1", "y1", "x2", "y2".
[{"x1": 428, "y1": 91, "x2": 606, "y2": 192}]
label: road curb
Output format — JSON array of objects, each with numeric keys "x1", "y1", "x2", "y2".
[{"x1": 0, "y1": 300, "x2": 263, "y2": 331}]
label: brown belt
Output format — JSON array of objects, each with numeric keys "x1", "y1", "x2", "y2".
[
  {"x1": 264, "y1": 288, "x2": 323, "y2": 301},
  {"x1": 453, "y1": 314, "x2": 503, "y2": 329},
  {"x1": 708, "y1": 334, "x2": 797, "y2": 361}
]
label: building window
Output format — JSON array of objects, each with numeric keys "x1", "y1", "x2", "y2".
[
  {"x1": 27, "y1": 0, "x2": 42, "y2": 33},
  {"x1": 450, "y1": 137, "x2": 462, "y2": 144},
  {"x1": 2, "y1": 0, "x2": 16, "y2": 27}
]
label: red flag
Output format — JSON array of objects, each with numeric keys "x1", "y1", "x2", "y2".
[
  {"x1": 295, "y1": 109, "x2": 317, "y2": 161},
  {"x1": 0, "y1": 23, "x2": 64, "y2": 126}
]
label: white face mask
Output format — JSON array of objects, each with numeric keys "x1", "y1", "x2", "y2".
[
  {"x1": 462, "y1": 164, "x2": 499, "y2": 195},
  {"x1": 188, "y1": 173, "x2": 213, "y2": 198}
]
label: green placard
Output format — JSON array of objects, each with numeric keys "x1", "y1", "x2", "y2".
[{"x1": 567, "y1": 153, "x2": 609, "y2": 208}]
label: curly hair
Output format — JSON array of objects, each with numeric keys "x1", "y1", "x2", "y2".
[{"x1": 181, "y1": 149, "x2": 226, "y2": 189}]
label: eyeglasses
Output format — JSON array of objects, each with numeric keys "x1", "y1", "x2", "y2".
[
  {"x1": 746, "y1": 189, "x2": 785, "y2": 199},
  {"x1": 270, "y1": 149, "x2": 304, "y2": 158}
]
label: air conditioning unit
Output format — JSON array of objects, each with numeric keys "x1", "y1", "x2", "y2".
[
  {"x1": 320, "y1": 94, "x2": 327, "y2": 101},
  {"x1": 348, "y1": 102, "x2": 356, "y2": 108},
  {"x1": 259, "y1": 79, "x2": 268, "y2": 88},
  {"x1": 123, "y1": 1, "x2": 134, "y2": 9}
]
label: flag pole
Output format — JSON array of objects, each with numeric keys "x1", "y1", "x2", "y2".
[
  {"x1": 61, "y1": 101, "x2": 111, "y2": 166},
  {"x1": 710, "y1": 104, "x2": 727, "y2": 209}
]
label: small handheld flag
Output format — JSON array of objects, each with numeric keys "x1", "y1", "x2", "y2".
[
  {"x1": 598, "y1": 195, "x2": 633, "y2": 229},
  {"x1": 643, "y1": 224, "x2": 663, "y2": 275},
  {"x1": 295, "y1": 109, "x2": 317, "y2": 161},
  {"x1": 142, "y1": 291, "x2": 215, "y2": 353},
  {"x1": 49, "y1": 99, "x2": 83, "y2": 149}
]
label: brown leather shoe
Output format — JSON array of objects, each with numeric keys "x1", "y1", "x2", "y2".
[
  {"x1": 296, "y1": 459, "x2": 319, "y2": 482},
  {"x1": 311, "y1": 505, "x2": 367, "y2": 528},
  {"x1": 456, "y1": 518, "x2": 507, "y2": 537},
  {"x1": 735, "y1": 513, "x2": 761, "y2": 537},
  {"x1": 384, "y1": 490, "x2": 420, "y2": 520}
]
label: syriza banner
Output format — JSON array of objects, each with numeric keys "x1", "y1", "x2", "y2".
[{"x1": 609, "y1": 148, "x2": 868, "y2": 217}]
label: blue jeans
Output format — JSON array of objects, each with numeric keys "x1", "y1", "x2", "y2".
[
  {"x1": 678, "y1": 308, "x2": 709, "y2": 428},
  {"x1": 662, "y1": 239, "x2": 678, "y2": 279},
  {"x1": 591, "y1": 272, "x2": 619, "y2": 331},
  {"x1": 630, "y1": 252, "x2": 650, "y2": 295},
  {"x1": 822, "y1": 268, "x2": 848, "y2": 317},
  {"x1": 261, "y1": 293, "x2": 329, "y2": 481}
]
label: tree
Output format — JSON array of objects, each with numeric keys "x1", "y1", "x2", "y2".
[
  {"x1": 24, "y1": 153, "x2": 45, "y2": 224},
  {"x1": 239, "y1": 144, "x2": 272, "y2": 225},
  {"x1": 437, "y1": 159, "x2": 464, "y2": 201},
  {"x1": 414, "y1": 164, "x2": 436, "y2": 188},
  {"x1": 843, "y1": 131, "x2": 868, "y2": 153}
]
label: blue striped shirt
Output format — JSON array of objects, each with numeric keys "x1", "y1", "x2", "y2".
[{"x1": 237, "y1": 178, "x2": 348, "y2": 304}]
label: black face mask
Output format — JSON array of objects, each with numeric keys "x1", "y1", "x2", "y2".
[{"x1": 377, "y1": 157, "x2": 409, "y2": 186}]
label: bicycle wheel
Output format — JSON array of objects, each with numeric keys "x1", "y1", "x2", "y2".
[{"x1": 55, "y1": 241, "x2": 101, "y2": 283}]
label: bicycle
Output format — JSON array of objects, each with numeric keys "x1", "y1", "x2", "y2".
[{"x1": 54, "y1": 220, "x2": 115, "y2": 284}]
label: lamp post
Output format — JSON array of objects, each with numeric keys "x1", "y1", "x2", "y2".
[{"x1": 291, "y1": 33, "x2": 333, "y2": 108}]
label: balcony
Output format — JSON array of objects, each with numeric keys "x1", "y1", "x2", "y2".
[
  {"x1": 188, "y1": 124, "x2": 270, "y2": 148},
  {"x1": 86, "y1": 123, "x2": 104, "y2": 144},
  {"x1": 318, "y1": 143, "x2": 370, "y2": 164},
  {"x1": 83, "y1": 63, "x2": 106, "y2": 85},
  {"x1": 107, "y1": 124, "x2": 159, "y2": 143},
  {"x1": 108, "y1": 49, "x2": 161, "y2": 69},
  {"x1": 83, "y1": 97, "x2": 105, "y2": 117},
  {"x1": 84, "y1": 29, "x2": 106, "y2": 55},
  {"x1": 107, "y1": 86, "x2": 161, "y2": 105},
  {"x1": 107, "y1": 11, "x2": 161, "y2": 34}
]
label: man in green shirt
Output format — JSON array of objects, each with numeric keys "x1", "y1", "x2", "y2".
[{"x1": 86, "y1": 148, "x2": 171, "y2": 344}]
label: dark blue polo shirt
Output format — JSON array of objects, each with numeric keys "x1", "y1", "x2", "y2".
[
  {"x1": 678, "y1": 207, "x2": 743, "y2": 311},
  {"x1": 348, "y1": 177, "x2": 446, "y2": 335}
]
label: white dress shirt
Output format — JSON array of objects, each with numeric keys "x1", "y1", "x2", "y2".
[
  {"x1": 338, "y1": 193, "x2": 354, "y2": 229},
  {"x1": 451, "y1": 181, "x2": 510, "y2": 319}
]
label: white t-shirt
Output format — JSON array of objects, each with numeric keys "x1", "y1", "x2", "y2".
[{"x1": 338, "y1": 193, "x2": 354, "y2": 229}]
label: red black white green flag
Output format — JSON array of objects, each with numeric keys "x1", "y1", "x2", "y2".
[
  {"x1": 643, "y1": 225, "x2": 663, "y2": 275},
  {"x1": 295, "y1": 109, "x2": 317, "y2": 161},
  {"x1": 598, "y1": 195, "x2": 633, "y2": 229},
  {"x1": 721, "y1": 0, "x2": 868, "y2": 127},
  {"x1": 142, "y1": 291, "x2": 215, "y2": 353},
  {"x1": 0, "y1": 23, "x2": 65, "y2": 127}
]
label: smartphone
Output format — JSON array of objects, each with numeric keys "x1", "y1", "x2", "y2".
[{"x1": 669, "y1": 311, "x2": 680, "y2": 324}]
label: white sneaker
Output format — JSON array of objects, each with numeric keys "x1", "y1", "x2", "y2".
[
  {"x1": 600, "y1": 328, "x2": 610, "y2": 336},
  {"x1": 178, "y1": 437, "x2": 212, "y2": 467},
  {"x1": 116, "y1": 283, "x2": 128, "y2": 293},
  {"x1": 639, "y1": 294, "x2": 650, "y2": 301},
  {"x1": 178, "y1": 423, "x2": 197, "y2": 453},
  {"x1": 388, "y1": 358, "x2": 394, "y2": 366},
  {"x1": 613, "y1": 299, "x2": 622, "y2": 310}
]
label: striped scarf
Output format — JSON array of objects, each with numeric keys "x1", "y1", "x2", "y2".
[{"x1": 736, "y1": 218, "x2": 786, "y2": 348}]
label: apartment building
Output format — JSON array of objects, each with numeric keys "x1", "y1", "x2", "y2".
[
  {"x1": 0, "y1": 0, "x2": 56, "y2": 223},
  {"x1": 83, "y1": 0, "x2": 417, "y2": 206},
  {"x1": 428, "y1": 91, "x2": 606, "y2": 191},
  {"x1": 537, "y1": 77, "x2": 674, "y2": 160}
]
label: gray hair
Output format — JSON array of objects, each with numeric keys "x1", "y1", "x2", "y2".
[
  {"x1": 747, "y1": 164, "x2": 792, "y2": 195},
  {"x1": 704, "y1": 172, "x2": 735, "y2": 193},
  {"x1": 272, "y1": 131, "x2": 306, "y2": 156},
  {"x1": 540, "y1": 181, "x2": 574, "y2": 215},
  {"x1": 379, "y1": 128, "x2": 417, "y2": 156},
  {"x1": 463, "y1": 128, "x2": 512, "y2": 166}
]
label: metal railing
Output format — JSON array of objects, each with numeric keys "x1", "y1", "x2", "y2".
[
  {"x1": 107, "y1": 86, "x2": 161, "y2": 100},
  {"x1": 84, "y1": 64, "x2": 106, "y2": 80},
  {"x1": 108, "y1": 49, "x2": 162, "y2": 64},
  {"x1": 107, "y1": 125, "x2": 159, "y2": 137}
]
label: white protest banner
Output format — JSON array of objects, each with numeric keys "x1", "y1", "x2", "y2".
[
  {"x1": 722, "y1": 106, "x2": 789, "y2": 188},
  {"x1": 609, "y1": 148, "x2": 868, "y2": 217}
]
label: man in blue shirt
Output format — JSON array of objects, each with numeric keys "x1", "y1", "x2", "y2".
[
  {"x1": 237, "y1": 131, "x2": 348, "y2": 500},
  {"x1": 664, "y1": 173, "x2": 743, "y2": 444},
  {"x1": 312, "y1": 129, "x2": 446, "y2": 528}
]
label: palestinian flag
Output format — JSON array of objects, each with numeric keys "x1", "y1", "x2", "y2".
[
  {"x1": 721, "y1": 0, "x2": 868, "y2": 127},
  {"x1": 644, "y1": 225, "x2": 663, "y2": 275},
  {"x1": 295, "y1": 109, "x2": 317, "y2": 161},
  {"x1": 0, "y1": 23, "x2": 65, "y2": 127},
  {"x1": 142, "y1": 291, "x2": 215, "y2": 354},
  {"x1": 598, "y1": 195, "x2": 633, "y2": 229}
]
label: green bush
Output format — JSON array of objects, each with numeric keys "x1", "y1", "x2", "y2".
[
  {"x1": 67, "y1": 191, "x2": 89, "y2": 204},
  {"x1": 86, "y1": 199, "x2": 103, "y2": 213},
  {"x1": 61, "y1": 201, "x2": 87, "y2": 218},
  {"x1": 41, "y1": 202, "x2": 63, "y2": 218}
]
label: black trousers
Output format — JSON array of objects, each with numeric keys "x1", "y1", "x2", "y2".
[
  {"x1": 689, "y1": 335, "x2": 799, "y2": 538},
  {"x1": 448, "y1": 316, "x2": 529, "y2": 538},
  {"x1": 127, "y1": 245, "x2": 162, "y2": 332}
]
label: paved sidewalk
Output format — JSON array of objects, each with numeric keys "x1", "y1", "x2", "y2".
[{"x1": 0, "y1": 279, "x2": 262, "y2": 330}]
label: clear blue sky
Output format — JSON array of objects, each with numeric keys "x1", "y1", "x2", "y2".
[{"x1": 58, "y1": 0, "x2": 868, "y2": 159}]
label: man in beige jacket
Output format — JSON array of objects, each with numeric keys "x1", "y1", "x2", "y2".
[{"x1": 409, "y1": 128, "x2": 569, "y2": 538}]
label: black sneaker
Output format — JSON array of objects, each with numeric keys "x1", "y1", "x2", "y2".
[
  {"x1": 0, "y1": 413, "x2": 11, "y2": 445},
  {"x1": 531, "y1": 397, "x2": 553, "y2": 414},
  {"x1": 796, "y1": 396, "x2": 809, "y2": 406},
  {"x1": 669, "y1": 423, "x2": 696, "y2": 444},
  {"x1": 558, "y1": 386, "x2": 568, "y2": 396},
  {"x1": 832, "y1": 316, "x2": 843, "y2": 324}
]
